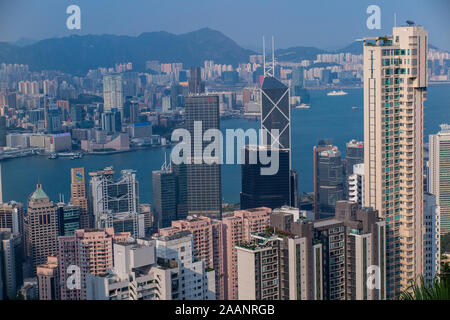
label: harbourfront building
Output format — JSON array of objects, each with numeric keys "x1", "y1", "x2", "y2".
[
  {"x1": 363, "y1": 24, "x2": 428, "y2": 297},
  {"x1": 103, "y1": 73, "x2": 123, "y2": 117}
]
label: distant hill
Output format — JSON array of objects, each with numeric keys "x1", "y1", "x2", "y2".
[
  {"x1": 0, "y1": 28, "x2": 445, "y2": 75},
  {"x1": 0, "y1": 28, "x2": 254, "y2": 75}
]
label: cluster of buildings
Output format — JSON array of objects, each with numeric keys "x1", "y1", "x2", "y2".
[{"x1": 0, "y1": 24, "x2": 447, "y2": 301}]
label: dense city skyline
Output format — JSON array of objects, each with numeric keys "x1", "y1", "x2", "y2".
[{"x1": 0, "y1": 1, "x2": 449, "y2": 304}]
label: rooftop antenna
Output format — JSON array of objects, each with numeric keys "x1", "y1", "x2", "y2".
[
  {"x1": 263, "y1": 35, "x2": 275, "y2": 77},
  {"x1": 394, "y1": 12, "x2": 397, "y2": 28},
  {"x1": 272, "y1": 36, "x2": 275, "y2": 71},
  {"x1": 263, "y1": 36, "x2": 266, "y2": 76}
]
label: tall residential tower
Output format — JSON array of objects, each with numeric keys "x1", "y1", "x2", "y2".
[{"x1": 363, "y1": 24, "x2": 428, "y2": 298}]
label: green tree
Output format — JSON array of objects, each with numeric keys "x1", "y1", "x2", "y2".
[{"x1": 400, "y1": 275, "x2": 450, "y2": 300}]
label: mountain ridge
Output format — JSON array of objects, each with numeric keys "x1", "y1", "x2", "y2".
[{"x1": 0, "y1": 28, "x2": 445, "y2": 75}]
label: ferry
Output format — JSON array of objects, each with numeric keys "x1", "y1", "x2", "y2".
[
  {"x1": 294, "y1": 104, "x2": 311, "y2": 109},
  {"x1": 327, "y1": 90, "x2": 348, "y2": 96}
]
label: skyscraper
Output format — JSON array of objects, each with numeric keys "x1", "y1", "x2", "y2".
[
  {"x1": 26, "y1": 184, "x2": 59, "y2": 274},
  {"x1": 185, "y1": 95, "x2": 222, "y2": 219},
  {"x1": 313, "y1": 141, "x2": 344, "y2": 218},
  {"x1": 240, "y1": 62, "x2": 295, "y2": 210},
  {"x1": 188, "y1": 67, "x2": 205, "y2": 94},
  {"x1": 240, "y1": 146, "x2": 290, "y2": 209},
  {"x1": 57, "y1": 203, "x2": 80, "y2": 236},
  {"x1": 89, "y1": 167, "x2": 143, "y2": 238},
  {"x1": 70, "y1": 168, "x2": 90, "y2": 229},
  {"x1": 261, "y1": 76, "x2": 290, "y2": 150},
  {"x1": 345, "y1": 139, "x2": 364, "y2": 176},
  {"x1": 429, "y1": 124, "x2": 450, "y2": 234},
  {"x1": 103, "y1": 73, "x2": 123, "y2": 117},
  {"x1": 152, "y1": 161, "x2": 177, "y2": 229},
  {"x1": 363, "y1": 24, "x2": 428, "y2": 298},
  {"x1": 0, "y1": 229, "x2": 23, "y2": 299}
]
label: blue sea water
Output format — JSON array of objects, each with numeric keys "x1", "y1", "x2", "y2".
[{"x1": 2, "y1": 85, "x2": 449, "y2": 206}]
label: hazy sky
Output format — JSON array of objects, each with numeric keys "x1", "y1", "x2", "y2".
[{"x1": 0, "y1": 0, "x2": 449, "y2": 51}]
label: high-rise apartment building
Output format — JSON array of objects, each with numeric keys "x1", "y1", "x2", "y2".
[
  {"x1": 222, "y1": 207, "x2": 272, "y2": 300},
  {"x1": 26, "y1": 184, "x2": 59, "y2": 274},
  {"x1": 153, "y1": 229, "x2": 216, "y2": 300},
  {"x1": 103, "y1": 73, "x2": 123, "y2": 117},
  {"x1": 185, "y1": 95, "x2": 222, "y2": 219},
  {"x1": 237, "y1": 201, "x2": 386, "y2": 300},
  {"x1": 86, "y1": 238, "x2": 179, "y2": 300},
  {"x1": 89, "y1": 167, "x2": 144, "y2": 238},
  {"x1": 170, "y1": 216, "x2": 225, "y2": 299},
  {"x1": 429, "y1": 124, "x2": 450, "y2": 234},
  {"x1": 363, "y1": 25, "x2": 428, "y2": 297},
  {"x1": 70, "y1": 168, "x2": 90, "y2": 229},
  {"x1": 58, "y1": 228, "x2": 122, "y2": 300}
]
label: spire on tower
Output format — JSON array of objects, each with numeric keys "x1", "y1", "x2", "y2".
[{"x1": 263, "y1": 36, "x2": 276, "y2": 77}]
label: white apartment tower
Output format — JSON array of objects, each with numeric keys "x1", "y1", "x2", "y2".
[
  {"x1": 363, "y1": 24, "x2": 428, "y2": 298},
  {"x1": 429, "y1": 124, "x2": 450, "y2": 235},
  {"x1": 103, "y1": 73, "x2": 123, "y2": 116}
]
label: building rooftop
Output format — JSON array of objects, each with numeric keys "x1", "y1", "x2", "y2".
[{"x1": 30, "y1": 184, "x2": 49, "y2": 200}]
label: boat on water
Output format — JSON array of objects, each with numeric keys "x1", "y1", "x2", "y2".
[
  {"x1": 48, "y1": 153, "x2": 58, "y2": 159},
  {"x1": 294, "y1": 104, "x2": 311, "y2": 109},
  {"x1": 352, "y1": 106, "x2": 359, "y2": 110},
  {"x1": 327, "y1": 90, "x2": 348, "y2": 96}
]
